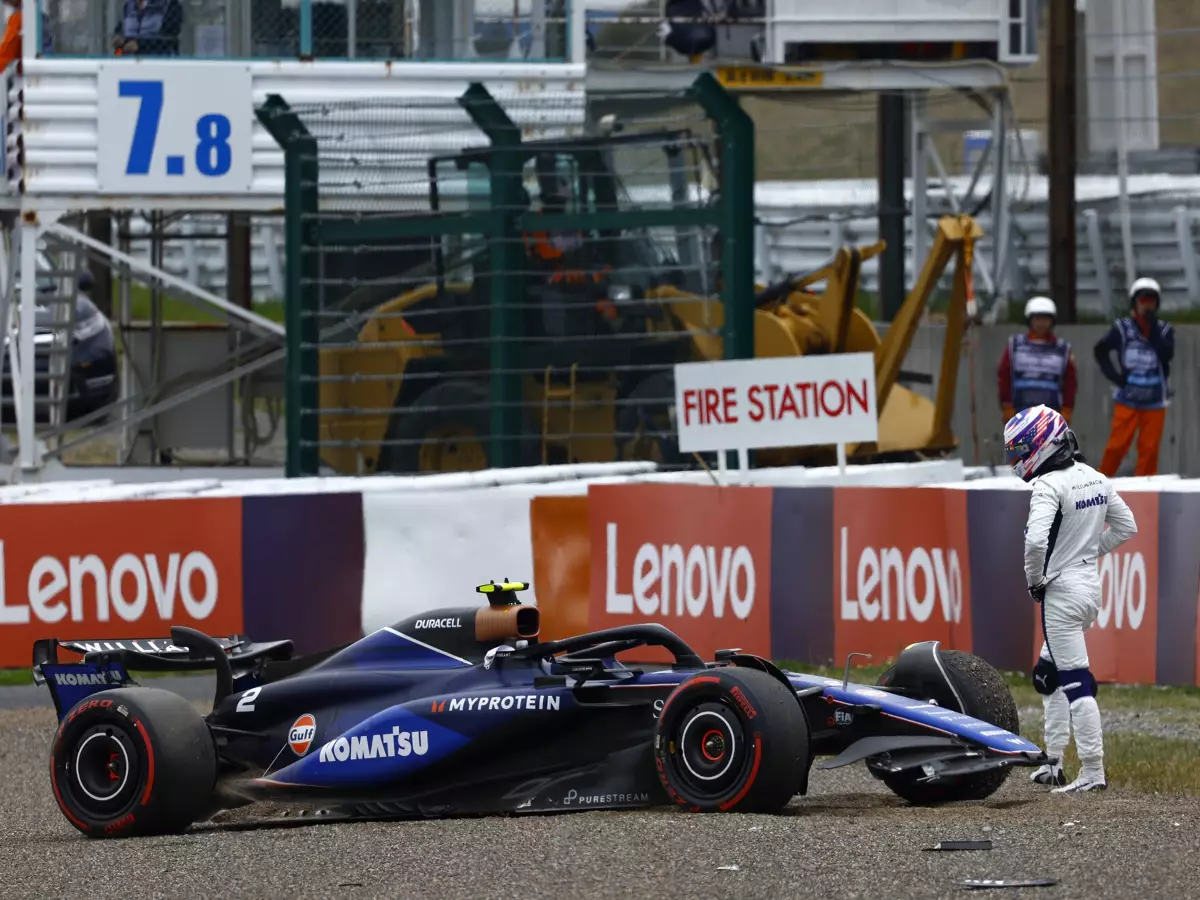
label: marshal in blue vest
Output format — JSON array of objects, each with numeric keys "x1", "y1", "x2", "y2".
[
  {"x1": 1008, "y1": 334, "x2": 1071, "y2": 411},
  {"x1": 1107, "y1": 317, "x2": 1173, "y2": 410}
]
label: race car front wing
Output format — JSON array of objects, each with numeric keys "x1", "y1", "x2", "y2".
[{"x1": 818, "y1": 735, "x2": 1051, "y2": 784}]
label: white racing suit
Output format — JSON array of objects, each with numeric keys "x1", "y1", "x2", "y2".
[{"x1": 1024, "y1": 458, "x2": 1137, "y2": 791}]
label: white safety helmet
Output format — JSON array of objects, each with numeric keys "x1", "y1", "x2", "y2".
[
  {"x1": 1023, "y1": 296, "x2": 1057, "y2": 321},
  {"x1": 1129, "y1": 277, "x2": 1161, "y2": 307}
]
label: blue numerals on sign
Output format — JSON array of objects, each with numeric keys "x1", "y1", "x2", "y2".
[
  {"x1": 119, "y1": 80, "x2": 162, "y2": 175},
  {"x1": 119, "y1": 79, "x2": 232, "y2": 178}
]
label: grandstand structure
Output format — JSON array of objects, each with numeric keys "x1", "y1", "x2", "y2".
[{"x1": 1, "y1": 0, "x2": 1160, "y2": 479}]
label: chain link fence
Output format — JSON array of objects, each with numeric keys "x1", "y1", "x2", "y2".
[
  {"x1": 37, "y1": 0, "x2": 571, "y2": 61},
  {"x1": 258, "y1": 76, "x2": 755, "y2": 477}
]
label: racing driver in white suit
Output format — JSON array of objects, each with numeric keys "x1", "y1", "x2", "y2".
[{"x1": 1004, "y1": 404, "x2": 1138, "y2": 793}]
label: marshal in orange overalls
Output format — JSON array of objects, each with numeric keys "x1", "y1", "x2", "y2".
[{"x1": 1094, "y1": 278, "x2": 1175, "y2": 477}]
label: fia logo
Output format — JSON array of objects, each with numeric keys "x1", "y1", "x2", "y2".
[{"x1": 834, "y1": 709, "x2": 854, "y2": 727}]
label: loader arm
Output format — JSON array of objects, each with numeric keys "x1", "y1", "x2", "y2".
[{"x1": 873, "y1": 216, "x2": 982, "y2": 416}]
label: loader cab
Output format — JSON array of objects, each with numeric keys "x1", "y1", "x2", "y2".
[{"x1": 425, "y1": 130, "x2": 703, "y2": 321}]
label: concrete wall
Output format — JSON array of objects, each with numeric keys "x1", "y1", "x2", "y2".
[{"x1": 894, "y1": 323, "x2": 1200, "y2": 476}]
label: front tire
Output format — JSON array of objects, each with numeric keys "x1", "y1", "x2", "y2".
[
  {"x1": 654, "y1": 667, "x2": 809, "y2": 814},
  {"x1": 50, "y1": 687, "x2": 217, "y2": 838},
  {"x1": 874, "y1": 649, "x2": 1020, "y2": 805}
]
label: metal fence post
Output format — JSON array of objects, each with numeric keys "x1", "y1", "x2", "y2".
[
  {"x1": 460, "y1": 83, "x2": 524, "y2": 469},
  {"x1": 299, "y1": 0, "x2": 314, "y2": 58},
  {"x1": 688, "y1": 73, "x2": 756, "y2": 361},
  {"x1": 257, "y1": 95, "x2": 320, "y2": 477}
]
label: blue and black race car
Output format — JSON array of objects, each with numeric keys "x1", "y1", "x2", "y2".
[{"x1": 33, "y1": 581, "x2": 1049, "y2": 839}]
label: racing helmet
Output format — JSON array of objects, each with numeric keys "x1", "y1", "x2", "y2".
[
  {"x1": 1129, "y1": 277, "x2": 1161, "y2": 309},
  {"x1": 1003, "y1": 405, "x2": 1071, "y2": 482},
  {"x1": 1023, "y1": 296, "x2": 1057, "y2": 322}
]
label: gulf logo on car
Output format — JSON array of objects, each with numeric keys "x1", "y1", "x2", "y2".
[{"x1": 289, "y1": 714, "x2": 317, "y2": 756}]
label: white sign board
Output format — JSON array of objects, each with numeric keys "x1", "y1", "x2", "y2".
[
  {"x1": 97, "y1": 62, "x2": 254, "y2": 195},
  {"x1": 673, "y1": 353, "x2": 879, "y2": 454}
]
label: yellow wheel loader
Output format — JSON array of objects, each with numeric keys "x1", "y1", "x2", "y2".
[{"x1": 315, "y1": 129, "x2": 982, "y2": 475}]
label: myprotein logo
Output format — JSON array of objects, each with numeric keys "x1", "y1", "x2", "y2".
[
  {"x1": 1097, "y1": 550, "x2": 1147, "y2": 631},
  {"x1": 587, "y1": 484, "x2": 773, "y2": 660},
  {"x1": 838, "y1": 527, "x2": 963, "y2": 624},
  {"x1": 0, "y1": 543, "x2": 221, "y2": 626},
  {"x1": 604, "y1": 522, "x2": 756, "y2": 620}
]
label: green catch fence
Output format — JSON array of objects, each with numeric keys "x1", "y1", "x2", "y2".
[{"x1": 257, "y1": 74, "x2": 755, "y2": 477}]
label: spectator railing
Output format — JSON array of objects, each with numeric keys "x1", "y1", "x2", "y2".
[{"x1": 36, "y1": 0, "x2": 573, "y2": 63}]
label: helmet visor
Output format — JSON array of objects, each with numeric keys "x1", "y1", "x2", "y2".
[{"x1": 1005, "y1": 439, "x2": 1033, "y2": 467}]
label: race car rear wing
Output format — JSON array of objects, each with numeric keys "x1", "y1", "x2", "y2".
[{"x1": 33, "y1": 627, "x2": 296, "y2": 720}]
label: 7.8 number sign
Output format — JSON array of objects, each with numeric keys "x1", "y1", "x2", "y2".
[{"x1": 98, "y1": 63, "x2": 253, "y2": 195}]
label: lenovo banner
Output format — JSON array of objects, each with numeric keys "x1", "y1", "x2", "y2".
[
  {"x1": 0, "y1": 498, "x2": 244, "y2": 667},
  {"x1": 833, "y1": 486, "x2": 973, "y2": 666},
  {"x1": 588, "y1": 483, "x2": 773, "y2": 660}
]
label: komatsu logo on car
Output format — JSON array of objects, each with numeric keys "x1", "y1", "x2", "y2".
[
  {"x1": 317, "y1": 728, "x2": 429, "y2": 762},
  {"x1": 53, "y1": 672, "x2": 120, "y2": 686},
  {"x1": 413, "y1": 618, "x2": 461, "y2": 629},
  {"x1": 434, "y1": 694, "x2": 562, "y2": 713}
]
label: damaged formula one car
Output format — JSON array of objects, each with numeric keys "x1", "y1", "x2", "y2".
[{"x1": 33, "y1": 581, "x2": 1048, "y2": 838}]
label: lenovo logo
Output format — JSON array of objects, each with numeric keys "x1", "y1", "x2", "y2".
[
  {"x1": 603, "y1": 522, "x2": 755, "y2": 619},
  {"x1": 1097, "y1": 551, "x2": 1147, "y2": 631},
  {"x1": 838, "y1": 527, "x2": 963, "y2": 624},
  {"x1": 0, "y1": 542, "x2": 220, "y2": 626}
]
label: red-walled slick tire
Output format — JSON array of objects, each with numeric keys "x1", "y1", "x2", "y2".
[
  {"x1": 50, "y1": 687, "x2": 217, "y2": 838},
  {"x1": 653, "y1": 667, "x2": 809, "y2": 814}
]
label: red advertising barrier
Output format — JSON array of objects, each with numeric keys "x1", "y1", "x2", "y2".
[
  {"x1": 587, "y1": 484, "x2": 773, "y2": 661},
  {"x1": 1028, "y1": 491, "x2": 1159, "y2": 684},
  {"x1": 526, "y1": 482, "x2": 1199, "y2": 686},
  {"x1": 529, "y1": 495, "x2": 591, "y2": 642},
  {"x1": 833, "y1": 487, "x2": 973, "y2": 666},
  {"x1": 0, "y1": 498, "x2": 244, "y2": 667}
]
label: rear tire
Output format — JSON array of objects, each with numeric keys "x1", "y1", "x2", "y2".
[
  {"x1": 654, "y1": 667, "x2": 809, "y2": 814},
  {"x1": 50, "y1": 687, "x2": 216, "y2": 838},
  {"x1": 874, "y1": 650, "x2": 1020, "y2": 805}
]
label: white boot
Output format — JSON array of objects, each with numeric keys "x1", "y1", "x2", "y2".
[
  {"x1": 1031, "y1": 761, "x2": 1066, "y2": 786},
  {"x1": 1033, "y1": 690, "x2": 1070, "y2": 786},
  {"x1": 1052, "y1": 696, "x2": 1107, "y2": 794}
]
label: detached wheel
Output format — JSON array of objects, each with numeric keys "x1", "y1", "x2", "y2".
[
  {"x1": 874, "y1": 650, "x2": 1020, "y2": 805},
  {"x1": 654, "y1": 667, "x2": 809, "y2": 813},
  {"x1": 50, "y1": 687, "x2": 216, "y2": 838}
]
